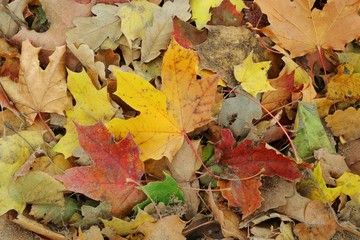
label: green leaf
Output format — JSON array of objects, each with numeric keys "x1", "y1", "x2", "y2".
[
  {"x1": 136, "y1": 172, "x2": 184, "y2": 210},
  {"x1": 293, "y1": 102, "x2": 335, "y2": 162}
]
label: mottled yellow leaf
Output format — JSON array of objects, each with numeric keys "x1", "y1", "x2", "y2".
[
  {"x1": 107, "y1": 39, "x2": 218, "y2": 161},
  {"x1": 325, "y1": 107, "x2": 360, "y2": 141},
  {"x1": 102, "y1": 209, "x2": 155, "y2": 236},
  {"x1": 336, "y1": 172, "x2": 360, "y2": 204},
  {"x1": 53, "y1": 70, "x2": 117, "y2": 158},
  {"x1": 234, "y1": 52, "x2": 274, "y2": 97}
]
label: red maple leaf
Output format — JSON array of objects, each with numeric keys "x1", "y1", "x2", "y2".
[
  {"x1": 56, "y1": 122, "x2": 145, "y2": 217},
  {"x1": 215, "y1": 129, "x2": 301, "y2": 218}
]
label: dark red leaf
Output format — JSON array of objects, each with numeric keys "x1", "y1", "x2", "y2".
[
  {"x1": 172, "y1": 17, "x2": 207, "y2": 49},
  {"x1": 209, "y1": 0, "x2": 244, "y2": 27}
]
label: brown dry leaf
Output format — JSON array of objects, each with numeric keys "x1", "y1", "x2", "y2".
[
  {"x1": 314, "y1": 148, "x2": 350, "y2": 186},
  {"x1": 12, "y1": 0, "x2": 95, "y2": 50},
  {"x1": 0, "y1": 40, "x2": 71, "y2": 124},
  {"x1": 325, "y1": 107, "x2": 360, "y2": 141},
  {"x1": 339, "y1": 139, "x2": 360, "y2": 175},
  {"x1": 294, "y1": 200, "x2": 338, "y2": 240},
  {"x1": 137, "y1": 215, "x2": 186, "y2": 240},
  {"x1": 326, "y1": 64, "x2": 360, "y2": 101},
  {"x1": 208, "y1": 190, "x2": 247, "y2": 240},
  {"x1": 275, "y1": 191, "x2": 311, "y2": 223},
  {"x1": 167, "y1": 140, "x2": 201, "y2": 219},
  {"x1": 256, "y1": 0, "x2": 360, "y2": 57}
]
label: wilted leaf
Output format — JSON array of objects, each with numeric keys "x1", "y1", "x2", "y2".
[
  {"x1": 107, "y1": 39, "x2": 218, "y2": 161},
  {"x1": 66, "y1": 4, "x2": 122, "y2": 50},
  {"x1": 0, "y1": 40, "x2": 71, "y2": 124},
  {"x1": 56, "y1": 122, "x2": 145, "y2": 217},
  {"x1": 293, "y1": 102, "x2": 335, "y2": 162},
  {"x1": 102, "y1": 209, "x2": 155, "y2": 236},
  {"x1": 256, "y1": 0, "x2": 360, "y2": 57},
  {"x1": 325, "y1": 107, "x2": 360, "y2": 141},
  {"x1": 74, "y1": 202, "x2": 112, "y2": 229},
  {"x1": 209, "y1": 0, "x2": 244, "y2": 27},
  {"x1": 215, "y1": 129, "x2": 301, "y2": 218},
  {"x1": 53, "y1": 70, "x2": 117, "y2": 158},
  {"x1": 234, "y1": 52, "x2": 274, "y2": 97}
]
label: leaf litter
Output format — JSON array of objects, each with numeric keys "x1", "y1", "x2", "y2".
[{"x1": 0, "y1": 0, "x2": 360, "y2": 239}]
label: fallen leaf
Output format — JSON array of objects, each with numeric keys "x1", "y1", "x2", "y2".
[
  {"x1": 66, "y1": 4, "x2": 122, "y2": 50},
  {"x1": 172, "y1": 17, "x2": 208, "y2": 49},
  {"x1": 256, "y1": 0, "x2": 360, "y2": 57},
  {"x1": 137, "y1": 215, "x2": 186, "y2": 240},
  {"x1": 107, "y1": 39, "x2": 218, "y2": 161},
  {"x1": 338, "y1": 139, "x2": 360, "y2": 175},
  {"x1": 190, "y1": 0, "x2": 246, "y2": 29},
  {"x1": 12, "y1": 0, "x2": 95, "y2": 50},
  {"x1": 215, "y1": 129, "x2": 301, "y2": 218},
  {"x1": 208, "y1": 190, "x2": 247, "y2": 239},
  {"x1": 0, "y1": 0, "x2": 28, "y2": 37},
  {"x1": 193, "y1": 25, "x2": 269, "y2": 86},
  {"x1": 338, "y1": 52, "x2": 360, "y2": 73},
  {"x1": 218, "y1": 92, "x2": 262, "y2": 138},
  {"x1": 141, "y1": 0, "x2": 191, "y2": 62},
  {"x1": 208, "y1": 0, "x2": 244, "y2": 27},
  {"x1": 314, "y1": 98, "x2": 337, "y2": 118},
  {"x1": 325, "y1": 107, "x2": 360, "y2": 141},
  {"x1": 102, "y1": 209, "x2": 155, "y2": 236},
  {"x1": 74, "y1": 202, "x2": 112, "y2": 229},
  {"x1": 118, "y1": 0, "x2": 160, "y2": 45},
  {"x1": 56, "y1": 122, "x2": 145, "y2": 217},
  {"x1": 0, "y1": 40, "x2": 71, "y2": 124},
  {"x1": 326, "y1": 64, "x2": 360, "y2": 101},
  {"x1": 53, "y1": 70, "x2": 117, "y2": 158},
  {"x1": 234, "y1": 52, "x2": 274, "y2": 97},
  {"x1": 293, "y1": 101, "x2": 335, "y2": 162}
]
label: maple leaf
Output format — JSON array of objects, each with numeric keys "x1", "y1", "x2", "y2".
[
  {"x1": 53, "y1": 69, "x2": 117, "y2": 158},
  {"x1": 215, "y1": 129, "x2": 301, "y2": 218},
  {"x1": 325, "y1": 107, "x2": 360, "y2": 141},
  {"x1": 172, "y1": 17, "x2": 208, "y2": 49},
  {"x1": 12, "y1": 0, "x2": 95, "y2": 50},
  {"x1": 0, "y1": 40, "x2": 71, "y2": 124},
  {"x1": 234, "y1": 52, "x2": 274, "y2": 97},
  {"x1": 56, "y1": 122, "x2": 145, "y2": 217},
  {"x1": 256, "y1": 0, "x2": 360, "y2": 57},
  {"x1": 107, "y1": 39, "x2": 218, "y2": 161}
]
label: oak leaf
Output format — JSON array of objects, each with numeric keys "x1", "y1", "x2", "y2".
[
  {"x1": 53, "y1": 70, "x2": 117, "y2": 158},
  {"x1": 107, "y1": 39, "x2": 218, "y2": 161},
  {"x1": 56, "y1": 122, "x2": 145, "y2": 217},
  {"x1": 12, "y1": 0, "x2": 95, "y2": 50},
  {"x1": 215, "y1": 129, "x2": 301, "y2": 218},
  {"x1": 256, "y1": 0, "x2": 360, "y2": 57},
  {"x1": 0, "y1": 40, "x2": 71, "y2": 124}
]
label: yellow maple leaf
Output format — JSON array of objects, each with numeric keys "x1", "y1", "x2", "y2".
[
  {"x1": 107, "y1": 39, "x2": 218, "y2": 161},
  {"x1": 190, "y1": 0, "x2": 246, "y2": 29},
  {"x1": 234, "y1": 52, "x2": 274, "y2": 97},
  {"x1": 325, "y1": 107, "x2": 360, "y2": 141},
  {"x1": 0, "y1": 40, "x2": 71, "y2": 124},
  {"x1": 326, "y1": 64, "x2": 360, "y2": 101},
  {"x1": 53, "y1": 70, "x2": 117, "y2": 158}
]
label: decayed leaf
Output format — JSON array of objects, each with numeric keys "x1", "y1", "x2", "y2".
[
  {"x1": 74, "y1": 202, "x2": 112, "y2": 229},
  {"x1": 102, "y1": 209, "x2": 155, "y2": 236},
  {"x1": 118, "y1": 0, "x2": 160, "y2": 45},
  {"x1": 325, "y1": 107, "x2": 360, "y2": 141},
  {"x1": 234, "y1": 52, "x2": 274, "y2": 97},
  {"x1": 56, "y1": 122, "x2": 145, "y2": 217},
  {"x1": 256, "y1": 0, "x2": 360, "y2": 57},
  {"x1": 208, "y1": 190, "x2": 247, "y2": 240},
  {"x1": 0, "y1": 40, "x2": 70, "y2": 124},
  {"x1": 53, "y1": 70, "x2": 117, "y2": 158},
  {"x1": 215, "y1": 129, "x2": 301, "y2": 218},
  {"x1": 107, "y1": 39, "x2": 218, "y2": 161},
  {"x1": 190, "y1": 0, "x2": 246, "y2": 29},
  {"x1": 293, "y1": 102, "x2": 335, "y2": 162},
  {"x1": 208, "y1": 0, "x2": 244, "y2": 27},
  {"x1": 141, "y1": 0, "x2": 191, "y2": 62},
  {"x1": 12, "y1": 0, "x2": 95, "y2": 50},
  {"x1": 326, "y1": 64, "x2": 360, "y2": 101},
  {"x1": 137, "y1": 215, "x2": 186, "y2": 240},
  {"x1": 66, "y1": 4, "x2": 122, "y2": 50}
]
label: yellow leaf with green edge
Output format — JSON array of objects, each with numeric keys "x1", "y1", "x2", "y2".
[
  {"x1": 118, "y1": 0, "x2": 160, "y2": 44},
  {"x1": 336, "y1": 172, "x2": 360, "y2": 204},
  {"x1": 234, "y1": 52, "x2": 274, "y2": 97},
  {"x1": 0, "y1": 130, "x2": 44, "y2": 164},
  {"x1": 53, "y1": 70, "x2": 117, "y2": 158},
  {"x1": 190, "y1": 0, "x2": 246, "y2": 29},
  {"x1": 102, "y1": 209, "x2": 155, "y2": 236},
  {"x1": 326, "y1": 64, "x2": 360, "y2": 101},
  {"x1": 106, "y1": 39, "x2": 218, "y2": 161},
  {"x1": 338, "y1": 52, "x2": 360, "y2": 73},
  {"x1": 0, "y1": 154, "x2": 28, "y2": 215}
]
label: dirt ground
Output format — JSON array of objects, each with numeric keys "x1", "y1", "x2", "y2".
[{"x1": 0, "y1": 215, "x2": 36, "y2": 240}]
